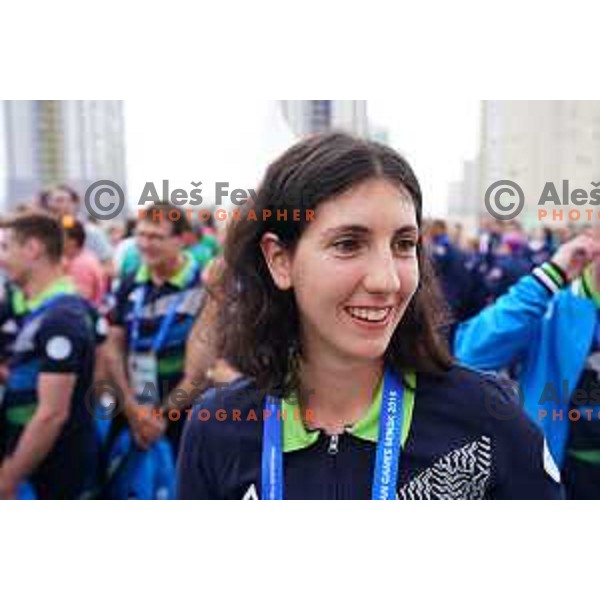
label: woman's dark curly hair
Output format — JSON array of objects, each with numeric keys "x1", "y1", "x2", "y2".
[{"x1": 215, "y1": 131, "x2": 453, "y2": 395}]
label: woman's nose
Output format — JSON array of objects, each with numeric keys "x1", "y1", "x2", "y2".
[{"x1": 362, "y1": 250, "x2": 401, "y2": 294}]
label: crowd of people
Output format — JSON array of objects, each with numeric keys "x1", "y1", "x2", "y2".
[
  {"x1": 0, "y1": 189, "x2": 222, "y2": 499},
  {"x1": 0, "y1": 131, "x2": 598, "y2": 499}
]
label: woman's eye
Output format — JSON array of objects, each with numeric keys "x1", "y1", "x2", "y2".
[
  {"x1": 393, "y1": 239, "x2": 417, "y2": 254},
  {"x1": 332, "y1": 238, "x2": 361, "y2": 253}
]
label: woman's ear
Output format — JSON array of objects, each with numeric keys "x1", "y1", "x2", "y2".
[{"x1": 260, "y1": 232, "x2": 293, "y2": 290}]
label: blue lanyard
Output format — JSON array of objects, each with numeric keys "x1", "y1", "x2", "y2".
[
  {"x1": 129, "y1": 262, "x2": 197, "y2": 353},
  {"x1": 371, "y1": 369, "x2": 405, "y2": 499},
  {"x1": 262, "y1": 395, "x2": 284, "y2": 500},
  {"x1": 261, "y1": 368, "x2": 408, "y2": 500}
]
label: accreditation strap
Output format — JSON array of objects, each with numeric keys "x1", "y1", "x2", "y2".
[
  {"x1": 261, "y1": 368, "x2": 416, "y2": 500},
  {"x1": 129, "y1": 260, "x2": 198, "y2": 353}
]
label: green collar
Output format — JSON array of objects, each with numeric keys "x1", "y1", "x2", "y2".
[
  {"x1": 581, "y1": 266, "x2": 600, "y2": 308},
  {"x1": 134, "y1": 253, "x2": 194, "y2": 288},
  {"x1": 26, "y1": 277, "x2": 76, "y2": 311},
  {"x1": 282, "y1": 370, "x2": 416, "y2": 452},
  {"x1": 10, "y1": 287, "x2": 27, "y2": 316}
]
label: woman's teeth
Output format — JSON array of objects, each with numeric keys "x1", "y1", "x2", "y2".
[{"x1": 345, "y1": 307, "x2": 392, "y2": 323}]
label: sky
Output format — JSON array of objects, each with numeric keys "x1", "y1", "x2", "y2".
[
  {"x1": 125, "y1": 99, "x2": 481, "y2": 217},
  {"x1": 368, "y1": 99, "x2": 481, "y2": 216},
  {"x1": 123, "y1": 99, "x2": 296, "y2": 212},
  {"x1": 0, "y1": 100, "x2": 481, "y2": 216}
]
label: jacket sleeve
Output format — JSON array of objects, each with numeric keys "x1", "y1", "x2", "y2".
[
  {"x1": 484, "y1": 376, "x2": 564, "y2": 499},
  {"x1": 454, "y1": 261, "x2": 567, "y2": 371}
]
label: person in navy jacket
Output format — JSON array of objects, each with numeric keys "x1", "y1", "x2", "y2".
[{"x1": 177, "y1": 132, "x2": 562, "y2": 500}]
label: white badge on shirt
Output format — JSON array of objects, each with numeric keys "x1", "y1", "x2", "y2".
[{"x1": 128, "y1": 352, "x2": 159, "y2": 404}]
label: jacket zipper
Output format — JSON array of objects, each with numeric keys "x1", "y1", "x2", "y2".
[
  {"x1": 328, "y1": 433, "x2": 339, "y2": 455},
  {"x1": 327, "y1": 434, "x2": 340, "y2": 498}
]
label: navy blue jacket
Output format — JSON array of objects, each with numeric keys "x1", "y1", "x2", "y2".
[{"x1": 177, "y1": 365, "x2": 563, "y2": 500}]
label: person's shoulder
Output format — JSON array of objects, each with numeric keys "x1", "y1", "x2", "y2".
[
  {"x1": 45, "y1": 293, "x2": 91, "y2": 315},
  {"x1": 184, "y1": 378, "x2": 264, "y2": 442},
  {"x1": 416, "y1": 363, "x2": 520, "y2": 418},
  {"x1": 34, "y1": 296, "x2": 101, "y2": 361},
  {"x1": 417, "y1": 363, "x2": 549, "y2": 452},
  {"x1": 42, "y1": 294, "x2": 99, "y2": 332},
  {"x1": 191, "y1": 377, "x2": 263, "y2": 416},
  {"x1": 112, "y1": 269, "x2": 139, "y2": 298},
  {"x1": 105, "y1": 272, "x2": 139, "y2": 325},
  {"x1": 418, "y1": 362, "x2": 509, "y2": 390}
]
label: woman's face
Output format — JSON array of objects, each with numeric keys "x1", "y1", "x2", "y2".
[{"x1": 263, "y1": 177, "x2": 420, "y2": 366}]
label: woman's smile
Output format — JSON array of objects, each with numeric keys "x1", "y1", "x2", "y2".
[{"x1": 343, "y1": 304, "x2": 397, "y2": 330}]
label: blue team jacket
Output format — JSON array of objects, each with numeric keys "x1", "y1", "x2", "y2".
[
  {"x1": 95, "y1": 419, "x2": 176, "y2": 500},
  {"x1": 454, "y1": 264, "x2": 596, "y2": 468}
]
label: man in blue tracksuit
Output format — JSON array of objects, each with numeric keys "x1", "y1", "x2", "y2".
[{"x1": 455, "y1": 233, "x2": 600, "y2": 498}]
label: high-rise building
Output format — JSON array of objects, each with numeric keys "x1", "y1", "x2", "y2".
[
  {"x1": 280, "y1": 100, "x2": 369, "y2": 138},
  {"x1": 446, "y1": 158, "x2": 481, "y2": 234},
  {"x1": 3, "y1": 100, "x2": 127, "y2": 211},
  {"x1": 478, "y1": 101, "x2": 600, "y2": 227}
]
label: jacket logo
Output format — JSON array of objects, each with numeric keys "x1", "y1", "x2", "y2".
[
  {"x1": 398, "y1": 436, "x2": 492, "y2": 500},
  {"x1": 242, "y1": 484, "x2": 259, "y2": 500},
  {"x1": 1, "y1": 319, "x2": 18, "y2": 335}
]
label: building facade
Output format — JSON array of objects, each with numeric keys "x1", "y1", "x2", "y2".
[
  {"x1": 3, "y1": 100, "x2": 127, "y2": 211},
  {"x1": 478, "y1": 100, "x2": 600, "y2": 227},
  {"x1": 280, "y1": 100, "x2": 370, "y2": 138}
]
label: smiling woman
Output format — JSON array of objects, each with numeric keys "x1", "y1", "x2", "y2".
[{"x1": 177, "y1": 132, "x2": 564, "y2": 500}]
